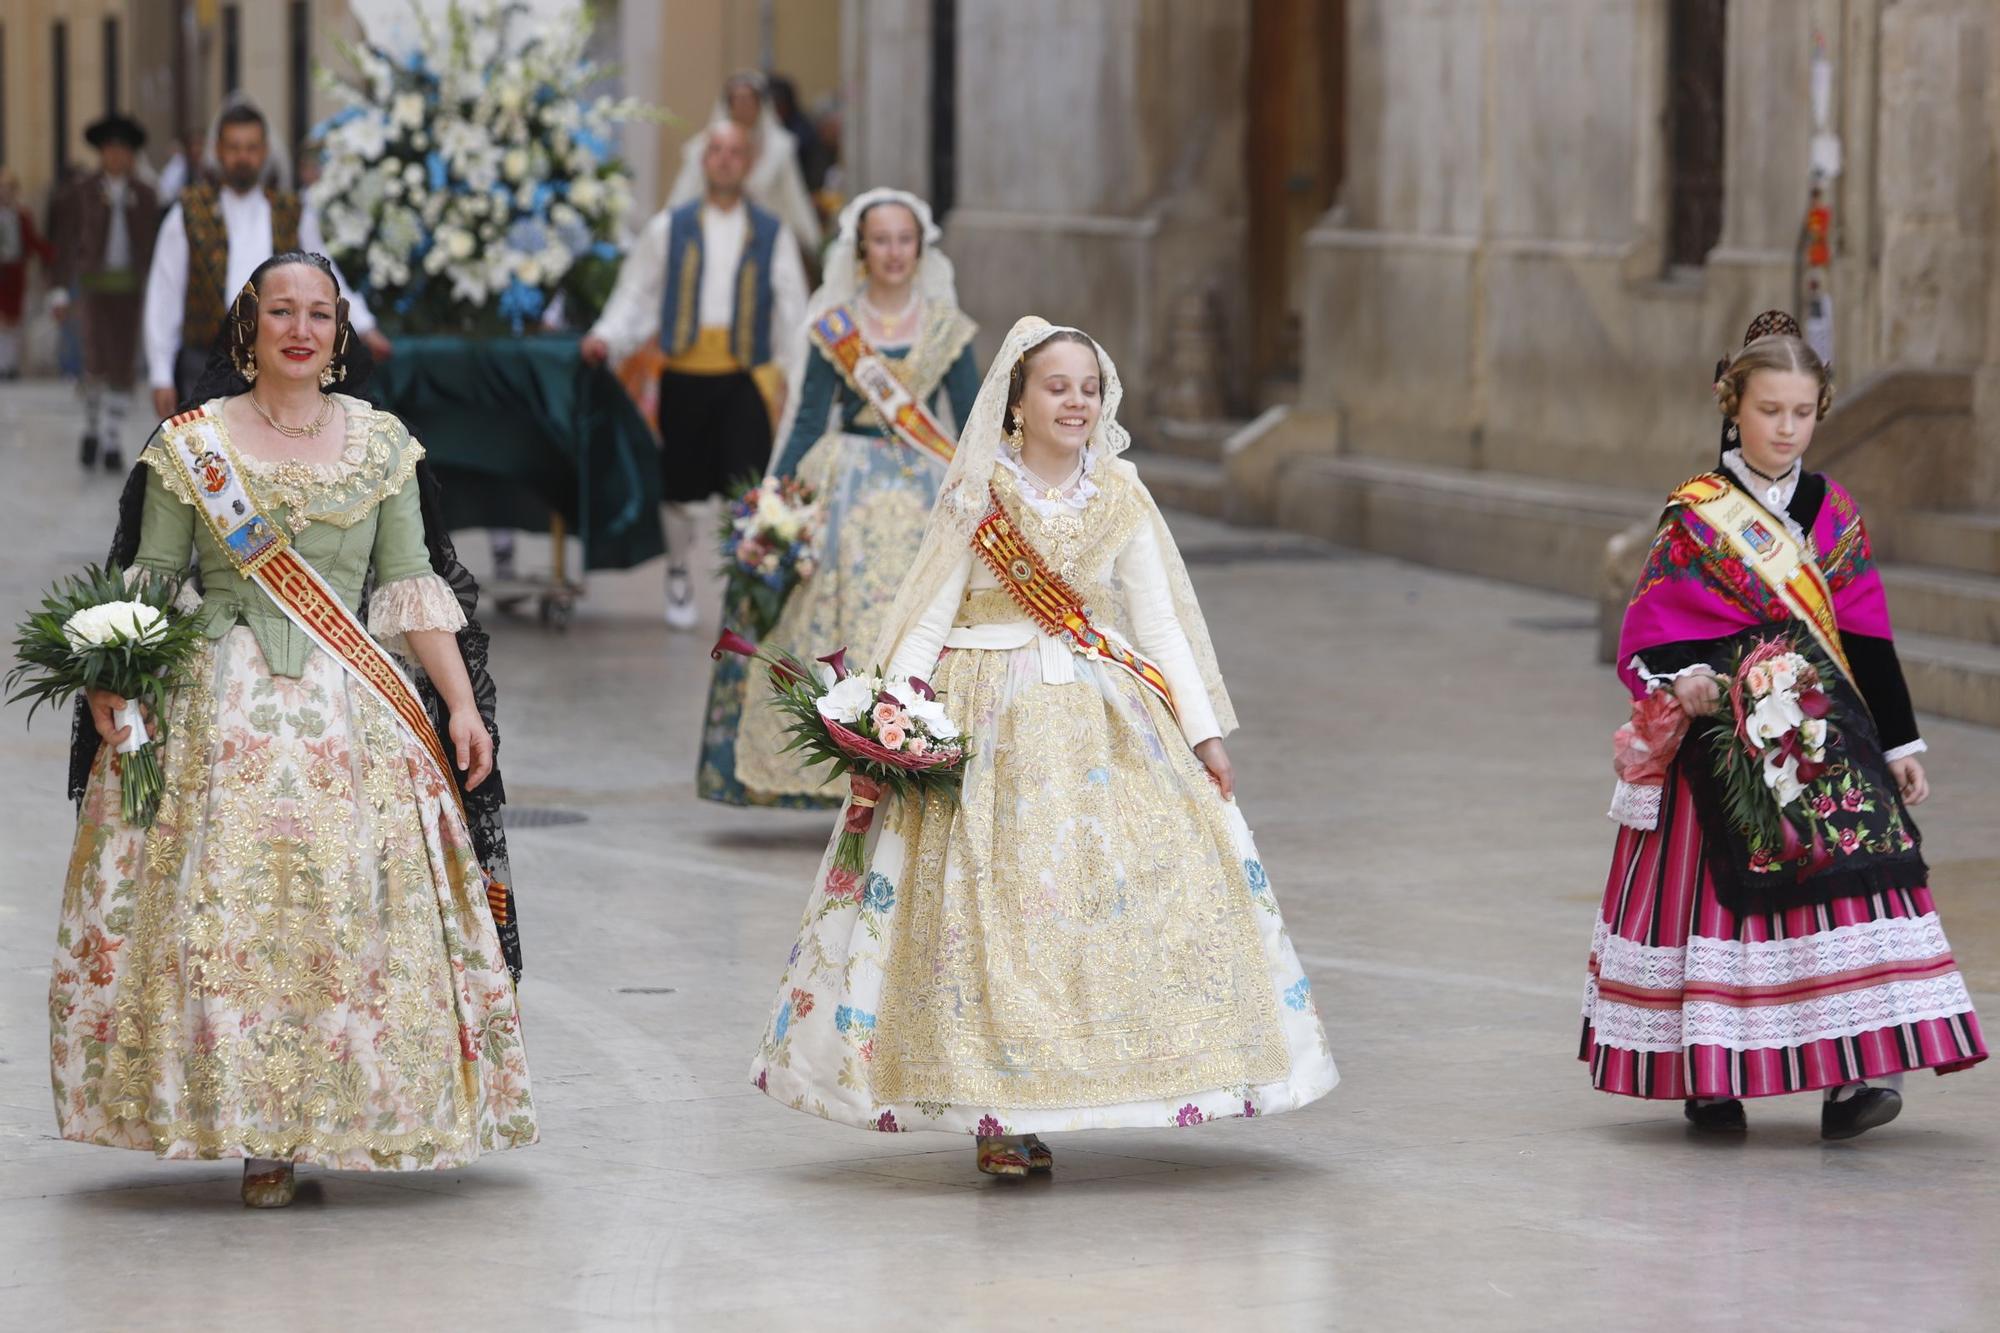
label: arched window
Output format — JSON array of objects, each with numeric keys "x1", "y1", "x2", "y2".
[{"x1": 1665, "y1": 0, "x2": 1726, "y2": 270}]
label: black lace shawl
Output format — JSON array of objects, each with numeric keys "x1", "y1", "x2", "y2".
[{"x1": 68, "y1": 435, "x2": 523, "y2": 980}]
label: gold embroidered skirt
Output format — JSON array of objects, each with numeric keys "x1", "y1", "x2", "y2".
[
  {"x1": 750, "y1": 641, "x2": 1337, "y2": 1134},
  {"x1": 733, "y1": 431, "x2": 948, "y2": 801},
  {"x1": 49, "y1": 627, "x2": 537, "y2": 1169}
]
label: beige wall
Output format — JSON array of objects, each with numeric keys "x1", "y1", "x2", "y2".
[
  {"x1": 2, "y1": 0, "x2": 132, "y2": 202},
  {"x1": 1308, "y1": 0, "x2": 1999, "y2": 496}
]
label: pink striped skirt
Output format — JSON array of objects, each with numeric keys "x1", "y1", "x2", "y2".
[{"x1": 1580, "y1": 768, "x2": 1985, "y2": 1100}]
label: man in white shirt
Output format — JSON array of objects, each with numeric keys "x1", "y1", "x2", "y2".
[
  {"x1": 143, "y1": 102, "x2": 389, "y2": 420},
  {"x1": 582, "y1": 121, "x2": 807, "y2": 630}
]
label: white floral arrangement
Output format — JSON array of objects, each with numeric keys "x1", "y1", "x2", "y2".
[{"x1": 308, "y1": 0, "x2": 656, "y2": 334}]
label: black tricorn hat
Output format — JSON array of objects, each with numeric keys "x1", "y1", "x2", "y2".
[{"x1": 84, "y1": 113, "x2": 148, "y2": 151}]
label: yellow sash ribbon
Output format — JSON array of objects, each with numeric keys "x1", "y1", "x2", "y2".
[
  {"x1": 970, "y1": 484, "x2": 1177, "y2": 718},
  {"x1": 1671, "y1": 471, "x2": 1854, "y2": 682},
  {"x1": 809, "y1": 306, "x2": 957, "y2": 466}
]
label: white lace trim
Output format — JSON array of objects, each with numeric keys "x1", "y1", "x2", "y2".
[
  {"x1": 1607, "y1": 780, "x2": 1662, "y2": 829},
  {"x1": 367, "y1": 574, "x2": 466, "y2": 656},
  {"x1": 124, "y1": 564, "x2": 202, "y2": 614},
  {"x1": 998, "y1": 445, "x2": 1100, "y2": 518},
  {"x1": 1592, "y1": 913, "x2": 1954, "y2": 995},
  {"x1": 1589, "y1": 975, "x2": 1975, "y2": 1052},
  {"x1": 1584, "y1": 913, "x2": 1975, "y2": 1051},
  {"x1": 1884, "y1": 739, "x2": 1928, "y2": 762},
  {"x1": 1721, "y1": 448, "x2": 1807, "y2": 542}
]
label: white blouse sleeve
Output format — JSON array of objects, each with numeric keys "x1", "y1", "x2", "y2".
[
  {"x1": 1116, "y1": 519, "x2": 1224, "y2": 748},
  {"x1": 885, "y1": 550, "x2": 973, "y2": 688},
  {"x1": 588, "y1": 210, "x2": 669, "y2": 361}
]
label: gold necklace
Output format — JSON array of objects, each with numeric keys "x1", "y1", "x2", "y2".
[
  {"x1": 249, "y1": 391, "x2": 333, "y2": 438},
  {"x1": 1020, "y1": 455, "x2": 1084, "y2": 502}
]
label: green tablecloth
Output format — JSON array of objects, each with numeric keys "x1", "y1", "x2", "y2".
[{"x1": 364, "y1": 334, "x2": 664, "y2": 571}]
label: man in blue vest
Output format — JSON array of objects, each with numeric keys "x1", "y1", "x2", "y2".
[{"x1": 583, "y1": 121, "x2": 808, "y2": 630}]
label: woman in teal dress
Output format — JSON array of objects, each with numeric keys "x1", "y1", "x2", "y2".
[{"x1": 699, "y1": 189, "x2": 981, "y2": 805}]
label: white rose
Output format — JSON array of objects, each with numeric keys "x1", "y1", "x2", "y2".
[
  {"x1": 503, "y1": 148, "x2": 530, "y2": 182},
  {"x1": 447, "y1": 229, "x2": 476, "y2": 260},
  {"x1": 392, "y1": 92, "x2": 426, "y2": 130},
  {"x1": 568, "y1": 177, "x2": 604, "y2": 212}
]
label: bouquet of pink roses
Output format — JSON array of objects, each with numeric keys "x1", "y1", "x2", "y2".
[{"x1": 712, "y1": 631, "x2": 968, "y2": 879}]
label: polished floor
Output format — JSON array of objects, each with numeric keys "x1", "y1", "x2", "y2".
[{"x1": 1, "y1": 382, "x2": 1996, "y2": 1331}]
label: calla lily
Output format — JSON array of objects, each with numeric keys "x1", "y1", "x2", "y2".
[
  {"x1": 816, "y1": 647, "x2": 852, "y2": 681},
  {"x1": 711, "y1": 629, "x2": 759, "y2": 661},
  {"x1": 904, "y1": 675, "x2": 938, "y2": 701},
  {"x1": 1797, "y1": 688, "x2": 1831, "y2": 720}
]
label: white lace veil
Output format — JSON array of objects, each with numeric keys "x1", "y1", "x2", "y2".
[
  {"x1": 868, "y1": 316, "x2": 1238, "y2": 735},
  {"x1": 767, "y1": 187, "x2": 961, "y2": 471}
]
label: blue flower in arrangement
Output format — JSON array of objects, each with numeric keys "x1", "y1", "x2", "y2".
[
  {"x1": 497, "y1": 278, "x2": 545, "y2": 331},
  {"x1": 507, "y1": 219, "x2": 550, "y2": 254},
  {"x1": 862, "y1": 873, "x2": 896, "y2": 914},
  {"x1": 572, "y1": 126, "x2": 614, "y2": 164},
  {"x1": 1282, "y1": 976, "x2": 1312, "y2": 1012},
  {"x1": 1244, "y1": 859, "x2": 1269, "y2": 892},
  {"x1": 590, "y1": 241, "x2": 621, "y2": 262},
  {"x1": 426, "y1": 151, "x2": 449, "y2": 192}
]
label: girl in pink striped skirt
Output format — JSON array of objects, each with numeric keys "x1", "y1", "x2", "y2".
[{"x1": 1581, "y1": 312, "x2": 1984, "y2": 1138}]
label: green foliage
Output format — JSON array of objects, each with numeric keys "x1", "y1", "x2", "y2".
[{"x1": 7, "y1": 565, "x2": 206, "y2": 724}]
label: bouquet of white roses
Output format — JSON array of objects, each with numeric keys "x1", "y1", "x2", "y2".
[
  {"x1": 8, "y1": 565, "x2": 206, "y2": 825},
  {"x1": 310, "y1": 0, "x2": 657, "y2": 334},
  {"x1": 718, "y1": 475, "x2": 820, "y2": 637}
]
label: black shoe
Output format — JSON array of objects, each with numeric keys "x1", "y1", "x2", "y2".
[
  {"x1": 102, "y1": 447, "x2": 124, "y2": 473},
  {"x1": 1822, "y1": 1087, "x2": 1902, "y2": 1141},
  {"x1": 80, "y1": 434, "x2": 100, "y2": 467},
  {"x1": 1683, "y1": 1098, "x2": 1747, "y2": 1131}
]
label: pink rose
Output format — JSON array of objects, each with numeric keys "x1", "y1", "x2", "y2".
[
  {"x1": 1749, "y1": 849, "x2": 1773, "y2": 871},
  {"x1": 1841, "y1": 788, "x2": 1865, "y2": 812},
  {"x1": 1745, "y1": 664, "x2": 1773, "y2": 696},
  {"x1": 871, "y1": 702, "x2": 905, "y2": 730},
  {"x1": 878, "y1": 724, "x2": 907, "y2": 751},
  {"x1": 1812, "y1": 795, "x2": 1837, "y2": 818},
  {"x1": 1838, "y1": 827, "x2": 1861, "y2": 854},
  {"x1": 906, "y1": 734, "x2": 930, "y2": 756}
]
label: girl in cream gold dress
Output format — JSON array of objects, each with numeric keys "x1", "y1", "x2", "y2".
[{"x1": 749, "y1": 317, "x2": 1336, "y2": 1176}]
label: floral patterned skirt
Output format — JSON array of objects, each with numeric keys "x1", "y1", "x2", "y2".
[
  {"x1": 702, "y1": 432, "x2": 944, "y2": 806},
  {"x1": 49, "y1": 627, "x2": 537, "y2": 1169},
  {"x1": 750, "y1": 641, "x2": 1338, "y2": 1134},
  {"x1": 1581, "y1": 765, "x2": 1985, "y2": 1099}
]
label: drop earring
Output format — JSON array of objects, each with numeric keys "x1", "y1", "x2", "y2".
[
  {"x1": 1725, "y1": 421, "x2": 1738, "y2": 443},
  {"x1": 237, "y1": 353, "x2": 259, "y2": 385},
  {"x1": 320, "y1": 362, "x2": 343, "y2": 389},
  {"x1": 1005, "y1": 411, "x2": 1025, "y2": 453}
]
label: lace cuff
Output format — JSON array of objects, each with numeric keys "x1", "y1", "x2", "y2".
[
  {"x1": 1884, "y1": 739, "x2": 1928, "y2": 762},
  {"x1": 368, "y1": 573, "x2": 467, "y2": 655},
  {"x1": 124, "y1": 564, "x2": 202, "y2": 614},
  {"x1": 1607, "y1": 780, "x2": 1663, "y2": 830}
]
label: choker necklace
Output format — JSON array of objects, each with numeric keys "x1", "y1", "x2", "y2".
[
  {"x1": 857, "y1": 289, "x2": 918, "y2": 337},
  {"x1": 1739, "y1": 456, "x2": 1798, "y2": 505},
  {"x1": 1020, "y1": 454, "x2": 1085, "y2": 503},
  {"x1": 250, "y1": 391, "x2": 334, "y2": 438}
]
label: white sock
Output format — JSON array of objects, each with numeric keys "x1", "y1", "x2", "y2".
[
  {"x1": 101, "y1": 392, "x2": 128, "y2": 452},
  {"x1": 83, "y1": 383, "x2": 106, "y2": 436}
]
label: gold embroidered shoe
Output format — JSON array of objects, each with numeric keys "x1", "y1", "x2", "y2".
[
  {"x1": 1023, "y1": 1134, "x2": 1054, "y2": 1173},
  {"x1": 976, "y1": 1136, "x2": 1030, "y2": 1178},
  {"x1": 241, "y1": 1159, "x2": 297, "y2": 1208}
]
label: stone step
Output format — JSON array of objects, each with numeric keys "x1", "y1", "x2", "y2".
[
  {"x1": 1879, "y1": 564, "x2": 2000, "y2": 645},
  {"x1": 1131, "y1": 450, "x2": 1229, "y2": 520},
  {"x1": 1266, "y1": 454, "x2": 1659, "y2": 600},
  {"x1": 1896, "y1": 631, "x2": 2000, "y2": 730},
  {"x1": 1148, "y1": 419, "x2": 1243, "y2": 464},
  {"x1": 1895, "y1": 509, "x2": 2000, "y2": 580}
]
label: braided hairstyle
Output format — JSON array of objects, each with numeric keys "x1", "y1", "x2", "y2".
[
  {"x1": 1710, "y1": 310, "x2": 1832, "y2": 463},
  {"x1": 179, "y1": 250, "x2": 374, "y2": 413}
]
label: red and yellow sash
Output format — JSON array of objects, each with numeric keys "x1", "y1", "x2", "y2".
[
  {"x1": 809, "y1": 306, "x2": 957, "y2": 466},
  {"x1": 1671, "y1": 471, "x2": 1854, "y2": 682},
  {"x1": 971, "y1": 484, "x2": 1177, "y2": 718},
  {"x1": 157, "y1": 406, "x2": 511, "y2": 931}
]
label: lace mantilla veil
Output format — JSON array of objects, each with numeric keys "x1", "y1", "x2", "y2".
[
  {"x1": 868, "y1": 315, "x2": 1238, "y2": 736},
  {"x1": 765, "y1": 187, "x2": 963, "y2": 471}
]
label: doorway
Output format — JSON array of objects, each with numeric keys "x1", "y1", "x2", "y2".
[{"x1": 1246, "y1": 0, "x2": 1345, "y2": 390}]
